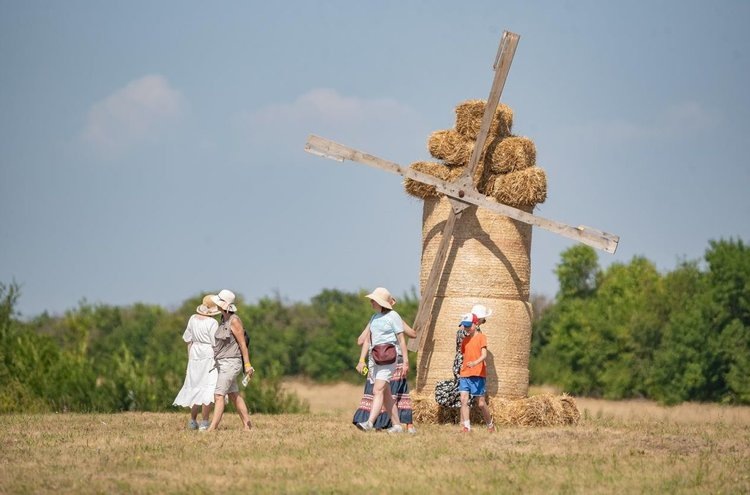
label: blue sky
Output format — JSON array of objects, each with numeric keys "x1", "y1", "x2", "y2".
[{"x1": 1, "y1": 1, "x2": 749, "y2": 318}]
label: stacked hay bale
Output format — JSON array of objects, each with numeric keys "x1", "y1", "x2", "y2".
[{"x1": 405, "y1": 100, "x2": 576, "y2": 426}]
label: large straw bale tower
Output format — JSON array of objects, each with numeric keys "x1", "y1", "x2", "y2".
[{"x1": 405, "y1": 100, "x2": 546, "y2": 400}]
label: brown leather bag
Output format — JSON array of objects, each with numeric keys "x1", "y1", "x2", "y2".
[{"x1": 371, "y1": 343, "x2": 397, "y2": 365}]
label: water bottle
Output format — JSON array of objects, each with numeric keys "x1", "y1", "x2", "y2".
[{"x1": 242, "y1": 367, "x2": 254, "y2": 387}]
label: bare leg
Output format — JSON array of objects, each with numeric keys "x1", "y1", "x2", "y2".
[
  {"x1": 367, "y1": 380, "x2": 388, "y2": 425},
  {"x1": 389, "y1": 390, "x2": 400, "y2": 426},
  {"x1": 477, "y1": 396, "x2": 492, "y2": 425},
  {"x1": 190, "y1": 404, "x2": 200, "y2": 422},
  {"x1": 382, "y1": 384, "x2": 400, "y2": 427},
  {"x1": 229, "y1": 392, "x2": 252, "y2": 430},
  {"x1": 460, "y1": 391, "x2": 470, "y2": 426},
  {"x1": 201, "y1": 404, "x2": 212, "y2": 423},
  {"x1": 206, "y1": 394, "x2": 224, "y2": 431}
]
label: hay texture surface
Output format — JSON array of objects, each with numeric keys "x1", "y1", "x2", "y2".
[
  {"x1": 411, "y1": 393, "x2": 580, "y2": 427},
  {"x1": 486, "y1": 167, "x2": 548, "y2": 207},
  {"x1": 455, "y1": 99, "x2": 513, "y2": 140},
  {"x1": 404, "y1": 161, "x2": 464, "y2": 199},
  {"x1": 428, "y1": 129, "x2": 504, "y2": 168},
  {"x1": 427, "y1": 130, "x2": 473, "y2": 166},
  {"x1": 488, "y1": 136, "x2": 536, "y2": 174}
]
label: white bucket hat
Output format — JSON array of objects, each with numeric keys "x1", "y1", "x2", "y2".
[
  {"x1": 470, "y1": 304, "x2": 493, "y2": 320},
  {"x1": 212, "y1": 289, "x2": 237, "y2": 312},
  {"x1": 196, "y1": 294, "x2": 220, "y2": 316},
  {"x1": 365, "y1": 287, "x2": 395, "y2": 310}
]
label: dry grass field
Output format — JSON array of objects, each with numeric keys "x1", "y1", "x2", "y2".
[{"x1": 1, "y1": 380, "x2": 749, "y2": 494}]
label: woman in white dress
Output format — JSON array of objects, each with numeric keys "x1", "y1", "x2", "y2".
[{"x1": 173, "y1": 294, "x2": 220, "y2": 430}]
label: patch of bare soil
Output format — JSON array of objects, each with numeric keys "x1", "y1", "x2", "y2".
[{"x1": 282, "y1": 377, "x2": 363, "y2": 413}]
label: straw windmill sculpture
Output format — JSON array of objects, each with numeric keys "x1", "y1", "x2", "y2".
[{"x1": 305, "y1": 31, "x2": 619, "y2": 424}]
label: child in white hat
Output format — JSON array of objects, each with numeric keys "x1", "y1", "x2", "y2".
[{"x1": 458, "y1": 310, "x2": 494, "y2": 432}]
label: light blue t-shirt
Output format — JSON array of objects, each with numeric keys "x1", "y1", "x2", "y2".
[{"x1": 369, "y1": 310, "x2": 404, "y2": 350}]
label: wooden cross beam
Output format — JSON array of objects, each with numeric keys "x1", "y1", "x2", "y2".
[{"x1": 304, "y1": 31, "x2": 620, "y2": 353}]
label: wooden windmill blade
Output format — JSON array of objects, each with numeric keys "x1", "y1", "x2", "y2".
[
  {"x1": 305, "y1": 135, "x2": 619, "y2": 253},
  {"x1": 304, "y1": 135, "x2": 620, "y2": 348}
]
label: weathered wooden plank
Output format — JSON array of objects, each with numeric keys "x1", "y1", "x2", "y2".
[
  {"x1": 305, "y1": 135, "x2": 620, "y2": 253},
  {"x1": 407, "y1": 199, "x2": 467, "y2": 353},
  {"x1": 457, "y1": 31, "x2": 521, "y2": 189}
]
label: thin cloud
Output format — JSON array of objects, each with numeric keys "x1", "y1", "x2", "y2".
[
  {"x1": 81, "y1": 75, "x2": 186, "y2": 155},
  {"x1": 562, "y1": 101, "x2": 720, "y2": 144},
  {"x1": 240, "y1": 88, "x2": 426, "y2": 153}
]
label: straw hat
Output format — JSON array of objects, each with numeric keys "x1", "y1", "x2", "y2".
[
  {"x1": 212, "y1": 289, "x2": 237, "y2": 312},
  {"x1": 366, "y1": 287, "x2": 395, "y2": 310},
  {"x1": 196, "y1": 294, "x2": 220, "y2": 316},
  {"x1": 470, "y1": 304, "x2": 493, "y2": 319}
]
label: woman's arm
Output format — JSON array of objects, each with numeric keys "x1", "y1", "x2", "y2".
[
  {"x1": 230, "y1": 317, "x2": 253, "y2": 375},
  {"x1": 355, "y1": 340, "x2": 369, "y2": 375},
  {"x1": 397, "y1": 332, "x2": 409, "y2": 372},
  {"x1": 356, "y1": 324, "x2": 370, "y2": 346},
  {"x1": 402, "y1": 321, "x2": 417, "y2": 339}
]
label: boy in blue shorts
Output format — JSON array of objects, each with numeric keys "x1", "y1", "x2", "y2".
[{"x1": 458, "y1": 312, "x2": 494, "y2": 432}]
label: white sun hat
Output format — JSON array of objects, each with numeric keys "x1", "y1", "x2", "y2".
[
  {"x1": 212, "y1": 289, "x2": 237, "y2": 312},
  {"x1": 470, "y1": 304, "x2": 493, "y2": 319}
]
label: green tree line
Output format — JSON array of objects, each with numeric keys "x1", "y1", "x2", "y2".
[
  {"x1": 0, "y1": 283, "x2": 417, "y2": 414},
  {"x1": 531, "y1": 238, "x2": 750, "y2": 405},
  {"x1": 1, "y1": 237, "x2": 747, "y2": 413}
]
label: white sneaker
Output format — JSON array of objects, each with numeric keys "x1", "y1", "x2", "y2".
[
  {"x1": 188, "y1": 419, "x2": 198, "y2": 430},
  {"x1": 356, "y1": 421, "x2": 374, "y2": 432},
  {"x1": 386, "y1": 425, "x2": 404, "y2": 434},
  {"x1": 407, "y1": 425, "x2": 417, "y2": 434},
  {"x1": 198, "y1": 420, "x2": 210, "y2": 431}
]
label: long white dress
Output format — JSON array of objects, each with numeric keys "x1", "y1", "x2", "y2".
[{"x1": 173, "y1": 314, "x2": 219, "y2": 407}]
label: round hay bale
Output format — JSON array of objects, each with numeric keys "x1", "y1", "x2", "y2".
[
  {"x1": 486, "y1": 167, "x2": 548, "y2": 207},
  {"x1": 404, "y1": 161, "x2": 464, "y2": 199},
  {"x1": 455, "y1": 100, "x2": 513, "y2": 140},
  {"x1": 419, "y1": 197, "x2": 532, "y2": 299},
  {"x1": 488, "y1": 136, "x2": 536, "y2": 174}
]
